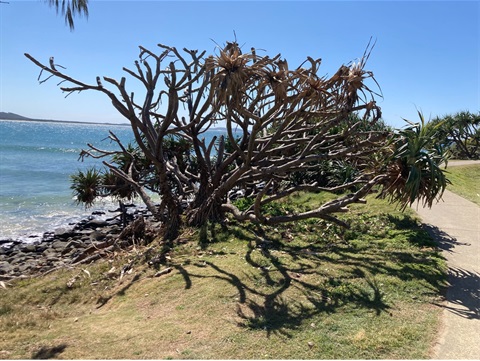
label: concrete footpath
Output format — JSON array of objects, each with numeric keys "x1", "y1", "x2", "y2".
[{"x1": 414, "y1": 184, "x2": 479, "y2": 359}]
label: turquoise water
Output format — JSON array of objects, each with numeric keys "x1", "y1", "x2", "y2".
[
  {"x1": 0, "y1": 120, "x2": 134, "y2": 240},
  {"x1": 0, "y1": 120, "x2": 227, "y2": 241}
]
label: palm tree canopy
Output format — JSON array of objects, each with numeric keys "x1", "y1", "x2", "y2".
[{"x1": 46, "y1": 0, "x2": 88, "y2": 30}]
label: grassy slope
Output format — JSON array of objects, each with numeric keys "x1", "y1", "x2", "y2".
[
  {"x1": 0, "y1": 194, "x2": 447, "y2": 359},
  {"x1": 445, "y1": 164, "x2": 480, "y2": 205}
]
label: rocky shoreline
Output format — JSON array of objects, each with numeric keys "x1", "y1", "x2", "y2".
[{"x1": 0, "y1": 205, "x2": 160, "y2": 280}]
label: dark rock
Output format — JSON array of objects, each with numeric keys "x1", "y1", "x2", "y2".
[
  {"x1": 43, "y1": 247, "x2": 58, "y2": 257},
  {"x1": 22, "y1": 244, "x2": 37, "y2": 253},
  {"x1": 60, "y1": 240, "x2": 84, "y2": 256},
  {"x1": 85, "y1": 219, "x2": 108, "y2": 229},
  {"x1": 10, "y1": 254, "x2": 27, "y2": 265},
  {"x1": 35, "y1": 245, "x2": 48, "y2": 253},
  {"x1": 0, "y1": 261, "x2": 13, "y2": 275},
  {"x1": 74, "y1": 220, "x2": 88, "y2": 230},
  {"x1": 42, "y1": 232, "x2": 55, "y2": 242},
  {"x1": 90, "y1": 231, "x2": 106, "y2": 242},
  {"x1": 75, "y1": 229, "x2": 93, "y2": 236},
  {"x1": 9, "y1": 245, "x2": 21, "y2": 253},
  {"x1": 17, "y1": 263, "x2": 34, "y2": 273},
  {"x1": 52, "y1": 240, "x2": 69, "y2": 250},
  {"x1": 0, "y1": 238, "x2": 14, "y2": 245},
  {"x1": 54, "y1": 227, "x2": 74, "y2": 239}
]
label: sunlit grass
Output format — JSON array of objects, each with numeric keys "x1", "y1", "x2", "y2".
[
  {"x1": 0, "y1": 194, "x2": 447, "y2": 359},
  {"x1": 445, "y1": 164, "x2": 480, "y2": 205}
]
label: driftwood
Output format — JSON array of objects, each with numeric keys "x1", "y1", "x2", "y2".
[
  {"x1": 151, "y1": 267, "x2": 172, "y2": 278},
  {"x1": 71, "y1": 239, "x2": 114, "y2": 264}
]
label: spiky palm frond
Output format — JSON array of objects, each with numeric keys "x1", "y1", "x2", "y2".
[
  {"x1": 70, "y1": 167, "x2": 102, "y2": 208},
  {"x1": 380, "y1": 111, "x2": 450, "y2": 210},
  {"x1": 46, "y1": 0, "x2": 88, "y2": 30},
  {"x1": 207, "y1": 42, "x2": 255, "y2": 105},
  {"x1": 430, "y1": 111, "x2": 480, "y2": 159},
  {"x1": 102, "y1": 171, "x2": 136, "y2": 201}
]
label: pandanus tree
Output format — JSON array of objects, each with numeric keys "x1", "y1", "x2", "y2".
[
  {"x1": 25, "y1": 40, "x2": 449, "y2": 240},
  {"x1": 430, "y1": 111, "x2": 480, "y2": 160}
]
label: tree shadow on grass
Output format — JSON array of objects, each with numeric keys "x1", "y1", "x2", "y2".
[
  {"x1": 174, "y1": 263, "x2": 192, "y2": 290},
  {"x1": 236, "y1": 241, "x2": 391, "y2": 337},
  {"x1": 184, "y1": 211, "x2": 455, "y2": 338},
  {"x1": 184, "y1": 229, "x2": 395, "y2": 338},
  {"x1": 83, "y1": 214, "x2": 446, "y2": 338},
  {"x1": 96, "y1": 273, "x2": 142, "y2": 308},
  {"x1": 31, "y1": 344, "x2": 67, "y2": 359}
]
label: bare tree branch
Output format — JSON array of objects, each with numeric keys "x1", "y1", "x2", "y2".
[{"x1": 26, "y1": 40, "x2": 447, "y2": 242}]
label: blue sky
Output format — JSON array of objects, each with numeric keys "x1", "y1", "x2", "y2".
[{"x1": 0, "y1": 1, "x2": 478, "y2": 128}]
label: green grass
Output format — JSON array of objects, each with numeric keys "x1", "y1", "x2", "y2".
[
  {"x1": 0, "y1": 193, "x2": 447, "y2": 359},
  {"x1": 445, "y1": 164, "x2": 480, "y2": 205}
]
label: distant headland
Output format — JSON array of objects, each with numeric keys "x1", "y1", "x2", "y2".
[
  {"x1": 0, "y1": 112, "x2": 230, "y2": 131},
  {"x1": 0, "y1": 112, "x2": 129, "y2": 126}
]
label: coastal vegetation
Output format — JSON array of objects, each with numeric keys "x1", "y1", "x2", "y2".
[
  {"x1": 25, "y1": 41, "x2": 449, "y2": 244},
  {"x1": 430, "y1": 111, "x2": 480, "y2": 160}
]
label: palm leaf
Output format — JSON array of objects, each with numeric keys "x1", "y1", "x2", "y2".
[
  {"x1": 379, "y1": 112, "x2": 450, "y2": 210},
  {"x1": 46, "y1": 0, "x2": 88, "y2": 30}
]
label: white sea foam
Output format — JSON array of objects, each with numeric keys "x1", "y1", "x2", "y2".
[
  {"x1": 0, "y1": 120, "x2": 134, "y2": 241},
  {"x1": 0, "y1": 120, "x2": 219, "y2": 241}
]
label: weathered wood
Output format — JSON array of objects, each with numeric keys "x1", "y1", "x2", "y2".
[
  {"x1": 70, "y1": 239, "x2": 114, "y2": 264},
  {"x1": 152, "y1": 267, "x2": 172, "y2": 278}
]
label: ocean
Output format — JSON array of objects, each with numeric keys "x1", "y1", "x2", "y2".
[
  {"x1": 0, "y1": 119, "x2": 228, "y2": 242},
  {"x1": 0, "y1": 119, "x2": 135, "y2": 241}
]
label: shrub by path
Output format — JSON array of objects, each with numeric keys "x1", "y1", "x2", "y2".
[{"x1": 415, "y1": 176, "x2": 479, "y2": 358}]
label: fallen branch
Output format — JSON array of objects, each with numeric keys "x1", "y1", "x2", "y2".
[{"x1": 150, "y1": 267, "x2": 172, "y2": 278}]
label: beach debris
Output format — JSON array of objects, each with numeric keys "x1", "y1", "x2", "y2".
[
  {"x1": 67, "y1": 275, "x2": 78, "y2": 288},
  {"x1": 106, "y1": 266, "x2": 117, "y2": 278},
  {"x1": 152, "y1": 267, "x2": 172, "y2": 278}
]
